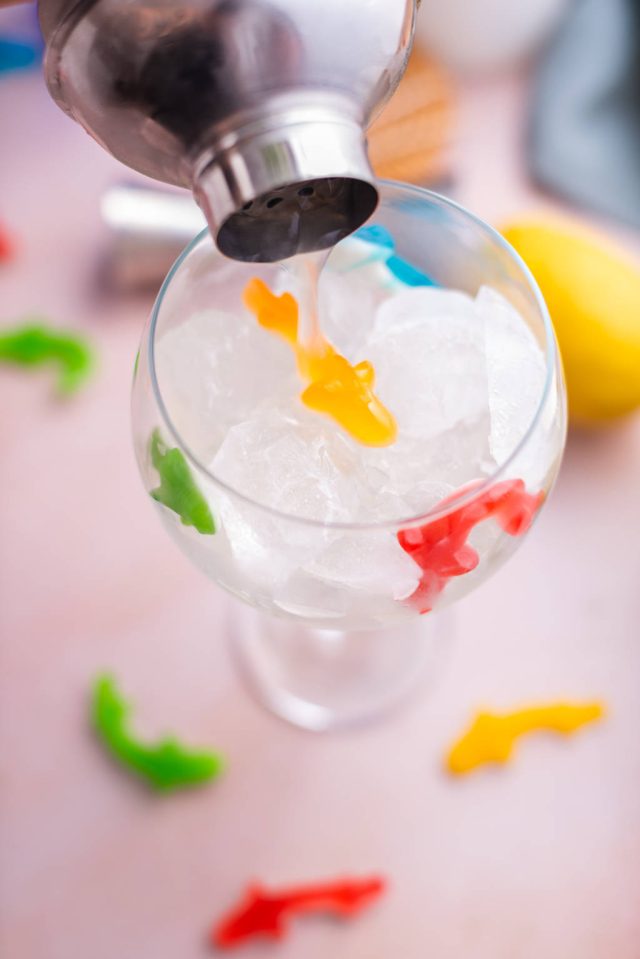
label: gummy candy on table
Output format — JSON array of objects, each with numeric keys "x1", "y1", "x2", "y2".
[
  {"x1": 149, "y1": 429, "x2": 216, "y2": 534},
  {"x1": 213, "y1": 875, "x2": 386, "y2": 949},
  {"x1": 92, "y1": 675, "x2": 225, "y2": 791},
  {"x1": 397, "y1": 479, "x2": 545, "y2": 613},
  {"x1": 447, "y1": 701, "x2": 604, "y2": 775},
  {"x1": 243, "y1": 277, "x2": 397, "y2": 446},
  {"x1": 0, "y1": 321, "x2": 94, "y2": 394},
  {"x1": 0, "y1": 222, "x2": 15, "y2": 261}
]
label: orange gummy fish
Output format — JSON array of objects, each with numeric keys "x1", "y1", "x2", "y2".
[
  {"x1": 447, "y1": 701, "x2": 604, "y2": 775},
  {"x1": 243, "y1": 277, "x2": 397, "y2": 446}
]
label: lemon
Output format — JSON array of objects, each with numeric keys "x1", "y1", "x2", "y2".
[{"x1": 502, "y1": 220, "x2": 640, "y2": 425}]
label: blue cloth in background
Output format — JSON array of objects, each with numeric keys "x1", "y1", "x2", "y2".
[
  {"x1": 0, "y1": 37, "x2": 40, "y2": 74},
  {"x1": 0, "y1": 5, "x2": 43, "y2": 76},
  {"x1": 531, "y1": 0, "x2": 640, "y2": 229}
]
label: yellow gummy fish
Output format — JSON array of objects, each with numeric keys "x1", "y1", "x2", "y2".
[
  {"x1": 243, "y1": 277, "x2": 397, "y2": 447},
  {"x1": 447, "y1": 701, "x2": 604, "y2": 775}
]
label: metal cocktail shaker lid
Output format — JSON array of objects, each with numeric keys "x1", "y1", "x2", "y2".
[
  {"x1": 194, "y1": 94, "x2": 379, "y2": 263},
  {"x1": 39, "y1": 0, "x2": 416, "y2": 261}
]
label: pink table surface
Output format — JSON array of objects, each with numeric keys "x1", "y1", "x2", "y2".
[{"x1": 1, "y1": 66, "x2": 640, "y2": 959}]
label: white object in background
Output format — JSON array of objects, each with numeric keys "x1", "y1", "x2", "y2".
[
  {"x1": 101, "y1": 184, "x2": 206, "y2": 289},
  {"x1": 415, "y1": 0, "x2": 571, "y2": 74}
]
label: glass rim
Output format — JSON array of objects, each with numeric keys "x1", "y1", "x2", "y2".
[{"x1": 147, "y1": 180, "x2": 557, "y2": 532}]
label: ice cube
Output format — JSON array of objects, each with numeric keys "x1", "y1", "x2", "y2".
[
  {"x1": 211, "y1": 400, "x2": 365, "y2": 521},
  {"x1": 271, "y1": 245, "x2": 400, "y2": 360},
  {"x1": 208, "y1": 401, "x2": 369, "y2": 587},
  {"x1": 318, "y1": 262, "x2": 402, "y2": 359},
  {"x1": 154, "y1": 308, "x2": 296, "y2": 460},
  {"x1": 476, "y1": 286, "x2": 547, "y2": 465},
  {"x1": 366, "y1": 287, "x2": 490, "y2": 441},
  {"x1": 359, "y1": 429, "x2": 485, "y2": 518},
  {"x1": 209, "y1": 490, "x2": 327, "y2": 589},
  {"x1": 272, "y1": 571, "x2": 350, "y2": 622},
  {"x1": 307, "y1": 532, "x2": 421, "y2": 601},
  {"x1": 373, "y1": 286, "x2": 478, "y2": 334}
]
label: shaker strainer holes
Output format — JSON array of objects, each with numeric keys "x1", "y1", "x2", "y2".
[
  {"x1": 298, "y1": 186, "x2": 314, "y2": 197},
  {"x1": 241, "y1": 200, "x2": 253, "y2": 211},
  {"x1": 266, "y1": 196, "x2": 283, "y2": 209}
]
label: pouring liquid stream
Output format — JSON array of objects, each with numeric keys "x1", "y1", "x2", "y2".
[{"x1": 285, "y1": 250, "x2": 330, "y2": 356}]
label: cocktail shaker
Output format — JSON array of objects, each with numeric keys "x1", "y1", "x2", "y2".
[{"x1": 38, "y1": 0, "x2": 416, "y2": 261}]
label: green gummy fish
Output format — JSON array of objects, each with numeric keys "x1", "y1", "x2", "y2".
[
  {"x1": 149, "y1": 429, "x2": 216, "y2": 534},
  {"x1": 0, "y1": 321, "x2": 94, "y2": 394},
  {"x1": 92, "y1": 675, "x2": 225, "y2": 792}
]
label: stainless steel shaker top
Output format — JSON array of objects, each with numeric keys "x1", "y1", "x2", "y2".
[{"x1": 39, "y1": 0, "x2": 416, "y2": 261}]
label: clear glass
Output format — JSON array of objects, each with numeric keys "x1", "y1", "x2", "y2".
[{"x1": 132, "y1": 182, "x2": 567, "y2": 730}]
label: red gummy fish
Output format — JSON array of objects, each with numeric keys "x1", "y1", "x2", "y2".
[
  {"x1": 213, "y1": 875, "x2": 386, "y2": 949},
  {"x1": 0, "y1": 223, "x2": 15, "y2": 262},
  {"x1": 398, "y1": 478, "x2": 544, "y2": 613}
]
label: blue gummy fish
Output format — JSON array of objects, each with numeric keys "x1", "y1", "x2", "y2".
[{"x1": 354, "y1": 225, "x2": 435, "y2": 287}]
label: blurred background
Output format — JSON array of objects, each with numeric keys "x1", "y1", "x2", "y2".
[{"x1": 1, "y1": 2, "x2": 639, "y2": 957}]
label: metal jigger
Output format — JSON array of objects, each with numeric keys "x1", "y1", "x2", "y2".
[{"x1": 39, "y1": 0, "x2": 416, "y2": 261}]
